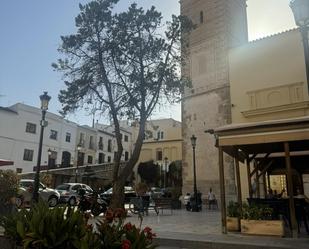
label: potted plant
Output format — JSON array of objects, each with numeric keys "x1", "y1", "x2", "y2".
[
  {"x1": 226, "y1": 201, "x2": 241, "y2": 231},
  {"x1": 240, "y1": 203, "x2": 284, "y2": 236}
]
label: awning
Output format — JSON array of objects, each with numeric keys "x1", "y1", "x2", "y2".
[{"x1": 0, "y1": 159, "x2": 14, "y2": 166}]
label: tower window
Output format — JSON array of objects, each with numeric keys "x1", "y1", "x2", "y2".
[{"x1": 200, "y1": 11, "x2": 204, "y2": 24}]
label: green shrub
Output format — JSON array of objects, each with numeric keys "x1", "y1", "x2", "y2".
[
  {"x1": 242, "y1": 203, "x2": 273, "y2": 220},
  {"x1": 227, "y1": 201, "x2": 241, "y2": 218},
  {"x1": 1, "y1": 202, "x2": 158, "y2": 249},
  {"x1": 1, "y1": 201, "x2": 100, "y2": 249},
  {"x1": 0, "y1": 170, "x2": 19, "y2": 202}
]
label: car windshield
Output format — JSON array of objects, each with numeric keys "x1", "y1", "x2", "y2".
[
  {"x1": 104, "y1": 188, "x2": 113, "y2": 194},
  {"x1": 56, "y1": 184, "x2": 70, "y2": 191}
]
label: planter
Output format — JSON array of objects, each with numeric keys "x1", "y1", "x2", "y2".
[
  {"x1": 227, "y1": 216, "x2": 240, "y2": 231},
  {"x1": 240, "y1": 219, "x2": 284, "y2": 237}
]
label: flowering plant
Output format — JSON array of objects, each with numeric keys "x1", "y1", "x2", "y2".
[{"x1": 95, "y1": 208, "x2": 157, "y2": 249}]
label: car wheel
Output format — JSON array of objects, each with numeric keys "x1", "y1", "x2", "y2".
[
  {"x1": 68, "y1": 197, "x2": 76, "y2": 206},
  {"x1": 15, "y1": 196, "x2": 23, "y2": 208},
  {"x1": 48, "y1": 195, "x2": 58, "y2": 207}
]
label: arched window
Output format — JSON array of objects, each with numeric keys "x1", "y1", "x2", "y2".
[{"x1": 200, "y1": 11, "x2": 204, "y2": 24}]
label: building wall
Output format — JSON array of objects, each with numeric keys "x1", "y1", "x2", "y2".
[
  {"x1": 76, "y1": 125, "x2": 97, "y2": 165},
  {"x1": 181, "y1": 0, "x2": 248, "y2": 199},
  {"x1": 229, "y1": 29, "x2": 309, "y2": 200},
  {"x1": 230, "y1": 29, "x2": 309, "y2": 124},
  {"x1": 134, "y1": 119, "x2": 182, "y2": 182},
  {"x1": 0, "y1": 103, "x2": 77, "y2": 173}
]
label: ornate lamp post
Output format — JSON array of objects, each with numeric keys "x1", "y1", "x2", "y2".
[
  {"x1": 75, "y1": 144, "x2": 82, "y2": 183},
  {"x1": 290, "y1": 0, "x2": 309, "y2": 92},
  {"x1": 33, "y1": 92, "x2": 51, "y2": 203},
  {"x1": 47, "y1": 148, "x2": 52, "y2": 172},
  {"x1": 164, "y1": 157, "x2": 168, "y2": 188},
  {"x1": 190, "y1": 135, "x2": 199, "y2": 212}
]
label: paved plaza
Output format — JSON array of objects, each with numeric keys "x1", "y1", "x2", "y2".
[{"x1": 124, "y1": 207, "x2": 309, "y2": 249}]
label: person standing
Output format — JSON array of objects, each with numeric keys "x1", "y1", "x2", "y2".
[{"x1": 207, "y1": 188, "x2": 217, "y2": 210}]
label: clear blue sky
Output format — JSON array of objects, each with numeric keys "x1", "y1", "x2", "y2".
[{"x1": 0, "y1": 0, "x2": 296, "y2": 125}]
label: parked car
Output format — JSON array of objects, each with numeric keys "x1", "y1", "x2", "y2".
[
  {"x1": 150, "y1": 187, "x2": 164, "y2": 198},
  {"x1": 100, "y1": 186, "x2": 136, "y2": 204},
  {"x1": 55, "y1": 183, "x2": 93, "y2": 206},
  {"x1": 16, "y1": 179, "x2": 60, "y2": 208}
]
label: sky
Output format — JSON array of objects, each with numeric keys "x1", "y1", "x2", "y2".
[{"x1": 0, "y1": 0, "x2": 296, "y2": 125}]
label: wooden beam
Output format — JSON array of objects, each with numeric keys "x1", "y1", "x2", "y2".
[
  {"x1": 219, "y1": 147, "x2": 227, "y2": 234},
  {"x1": 263, "y1": 174, "x2": 267, "y2": 198},
  {"x1": 246, "y1": 159, "x2": 253, "y2": 198},
  {"x1": 284, "y1": 142, "x2": 298, "y2": 238},
  {"x1": 218, "y1": 129, "x2": 309, "y2": 146},
  {"x1": 257, "y1": 160, "x2": 274, "y2": 179},
  {"x1": 235, "y1": 152, "x2": 242, "y2": 220},
  {"x1": 248, "y1": 154, "x2": 257, "y2": 163},
  {"x1": 250, "y1": 153, "x2": 270, "y2": 178}
]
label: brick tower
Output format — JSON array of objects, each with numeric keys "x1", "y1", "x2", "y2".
[{"x1": 181, "y1": 0, "x2": 248, "y2": 201}]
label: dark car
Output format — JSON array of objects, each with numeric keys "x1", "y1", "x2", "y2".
[{"x1": 100, "y1": 186, "x2": 136, "y2": 204}]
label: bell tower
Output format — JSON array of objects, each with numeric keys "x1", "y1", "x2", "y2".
[{"x1": 181, "y1": 0, "x2": 248, "y2": 200}]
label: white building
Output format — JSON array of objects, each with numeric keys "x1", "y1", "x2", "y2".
[
  {"x1": 95, "y1": 122, "x2": 133, "y2": 162},
  {"x1": 0, "y1": 103, "x2": 77, "y2": 173},
  {"x1": 76, "y1": 125, "x2": 97, "y2": 166}
]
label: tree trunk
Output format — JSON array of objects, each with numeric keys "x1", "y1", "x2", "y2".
[{"x1": 110, "y1": 178, "x2": 125, "y2": 209}]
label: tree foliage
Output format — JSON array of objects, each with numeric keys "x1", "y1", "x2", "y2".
[
  {"x1": 137, "y1": 160, "x2": 158, "y2": 184},
  {"x1": 53, "y1": 0, "x2": 191, "y2": 207}
]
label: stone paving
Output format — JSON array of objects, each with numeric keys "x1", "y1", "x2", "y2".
[{"x1": 123, "y1": 207, "x2": 309, "y2": 249}]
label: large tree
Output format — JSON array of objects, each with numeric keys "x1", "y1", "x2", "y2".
[{"x1": 53, "y1": 0, "x2": 191, "y2": 208}]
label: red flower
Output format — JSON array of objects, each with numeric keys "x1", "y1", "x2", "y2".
[
  {"x1": 143, "y1": 226, "x2": 152, "y2": 233},
  {"x1": 122, "y1": 239, "x2": 131, "y2": 249},
  {"x1": 105, "y1": 209, "x2": 114, "y2": 223},
  {"x1": 124, "y1": 222, "x2": 133, "y2": 231}
]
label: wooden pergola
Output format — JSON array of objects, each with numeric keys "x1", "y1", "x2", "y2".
[{"x1": 213, "y1": 116, "x2": 309, "y2": 238}]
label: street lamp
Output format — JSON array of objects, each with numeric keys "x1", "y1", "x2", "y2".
[
  {"x1": 164, "y1": 157, "x2": 168, "y2": 188},
  {"x1": 75, "y1": 144, "x2": 82, "y2": 183},
  {"x1": 33, "y1": 92, "x2": 51, "y2": 203},
  {"x1": 47, "y1": 148, "x2": 52, "y2": 172},
  {"x1": 290, "y1": 0, "x2": 309, "y2": 92},
  {"x1": 190, "y1": 135, "x2": 199, "y2": 212}
]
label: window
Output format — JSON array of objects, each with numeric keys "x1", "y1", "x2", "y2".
[
  {"x1": 157, "y1": 131, "x2": 164, "y2": 140},
  {"x1": 108, "y1": 139, "x2": 112, "y2": 152},
  {"x1": 25, "y1": 122, "x2": 36, "y2": 134},
  {"x1": 98, "y1": 153, "x2": 105, "y2": 164},
  {"x1": 23, "y1": 149, "x2": 34, "y2": 161},
  {"x1": 124, "y1": 135, "x2": 128, "y2": 142},
  {"x1": 50, "y1": 130, "x2": 58, "y2": 140},
  {"x1": 98, "y1": 137, "x2": 103, "y2": 150},
  {"x1": 107, "y1": 156, "x2": 111, "y2": 162},
  {"x1": 87, "y1": 155, "x2": 93, "y2": 164},
  {"x1": 65, "y1": 132, "x2": 71, "y2": 142},
  {"x1": 120, "y1": 133, "x2": 123, "y2": 140},
  {"x1": 156, "y1": 150, "x2": 162, "y2": 161},
  {"x1": 89, "y1": 136, "x2": 94, "y2": 149},
  {"x1": 79, "y1": 133, "x2": 85, "y2": 147},
  {"x1": 200, "y1": 11, "x2": 204, "y2": 24},
  {"x1": 125, "y1": 151, "x2": 129, "y2": 161}
]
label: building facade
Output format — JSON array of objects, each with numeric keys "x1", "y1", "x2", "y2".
[
  {"x1": 228, "y1": 28, "x2": 309, "y2": 199},
  {"x1": 181, "y1": 0, "x2": 248, "y2": 199},
  {"x1": 0, "y1": 103, "x2": 77, "y2": 173},
  {"x1": 133, "y1": 118, "x2": 182, "y2": 182}
]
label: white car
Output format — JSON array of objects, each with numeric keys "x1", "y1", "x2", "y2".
[
  {"x1": 16, "y1": 179, "x2": 60, "y2": 207},
  {"x1": 56, "y1": 183, "x2": 93, "y2": 206}
]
